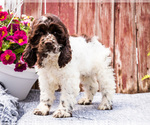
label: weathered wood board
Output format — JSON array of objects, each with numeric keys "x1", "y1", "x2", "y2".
[
  {"x1": 22, "y1": 0, "x2": 42, "y2": 18},
  {"x1": 114, "y1": 2, "x2": 137, "y2": 93},
  {"x1": 42, "y1": 0, "x2": 59, "y2": 16},
  {"x1": 59, "y1": 1, "x2": 77, "y2": 35},
  {"x1": 77, "y1": 0, "x2": 95, "y2": 36},
  {"x1": 42, "y1": 1, "x2": 77, "y2": 35},
  {"x1": 136, "y1": 2, "x2": 150, "y2": 92}
]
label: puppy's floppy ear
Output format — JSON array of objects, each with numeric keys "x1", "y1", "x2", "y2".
[
  {"x1": 23, "y1": 44, "x2": 37, "y2": 68},
  {"x1": 58, "y1": 39, "x2": 72, "y2": 68},
  {"x1": 23, "y1": 18, "x2": 44, "y2": 68},
  {"x1": 28, "y1": 19, "x2": 45, "y2": 45}
]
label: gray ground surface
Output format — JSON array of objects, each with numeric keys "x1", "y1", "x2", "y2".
[{"x1": 18, "y1": 90, "x2": 150, "y2": 125}]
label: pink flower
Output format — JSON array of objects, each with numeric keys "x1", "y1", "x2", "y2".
[
  {"x1": 21, "y1": 20, "x2": 30, "y2": 27},
  {"x1": 6, "y1": 36, "x2": 14, "y2": 42},
  {"x1": 0, "y1": 11, "x2": 8, "y2": 21},
  {"x1": 0, "y1": 50, "x2": 16, "y2": 65},
  {"x1": 0, "y1": 26, "x2": 8, "y2": 38},
  {"x1": 13, "y1": 19, "x2": 20, "y2": 24},
  {"x1": 7, "y1": 24, "x2": 20, "y2": 33},
  {"x1": 14, "y1": 30, "x2": 26, "y2": 36},
  {"x1": 14, "y1": 61, "x2": 27, "y2": 72},
  {"x1": 13, "y1": 30, "x2": 27, "y2": 46}
]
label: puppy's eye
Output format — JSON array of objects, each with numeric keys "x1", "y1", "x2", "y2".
[
  {"x1": 41, "y1": 39, "x2": 45, "y2": 44},
  {"x1": 54, "y1": 32, "x2": 57, "y2": 35}
]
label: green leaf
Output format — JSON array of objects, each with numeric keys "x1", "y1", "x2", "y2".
[
  {"x1": 142, "y1": 75, "x2": 150, "y2": 81},
  {"x1": 10, "y1": 24, "x2": 13, "y2": 36},
  {"x1": 2, "y1": 43, "x2": 10, "y2": 51},
  {"x1": 14, "y1": 47, "x2": 24, "y2": 54}
]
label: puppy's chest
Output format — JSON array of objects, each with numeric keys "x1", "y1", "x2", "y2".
[
  {"x1": 42, "y1": 54, "x2": 59, "y2": 68},
  {"x1": 45, "y1": 67, "x2": 65, "y2": 85},
  {"x1": 46, "y1": 64, "x2": 62, "y2": 75},
  {"x1": 42, "y1": 58, "x2": 64, "y2": 77}
]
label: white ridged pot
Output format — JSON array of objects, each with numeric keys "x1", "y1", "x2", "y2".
[{"x1": 0, "y1": 62, "x2": 38, "y2": 100}]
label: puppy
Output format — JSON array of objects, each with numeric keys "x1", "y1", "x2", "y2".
[{"x1": 23, "y1": 14, "x2": 116, "y2": 118}]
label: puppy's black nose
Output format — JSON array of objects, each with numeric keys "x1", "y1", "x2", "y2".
[{"x1": 45, "y1": 41, "x2": 52, "y2": 46}]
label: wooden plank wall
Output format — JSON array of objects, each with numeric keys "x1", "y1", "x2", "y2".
[
  {"x1": 20, "y1": 0, "x2": 150, "y2": 93},
  {"x1": 114, "y1": 2, "x2": 137, "y2": 93},
  {"x1": 136, "y1": 2, "x2": 150, "y2": 92},
  {"x1": 77, "y1": 0, "x2": 95, "y2": 36}
]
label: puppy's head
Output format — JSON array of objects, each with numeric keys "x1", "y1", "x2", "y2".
[{"x1": 23, "y1": 14, "x2": 72, "y2": 68}]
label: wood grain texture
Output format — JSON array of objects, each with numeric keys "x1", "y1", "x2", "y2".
[
  {"x1": 77, "y1": 0, "x2": 95, "y2": 36},
  {"x1": 43, "y1": 0, "x2": 59, "y2": 16},
  {"x1": 59, "y1": 1, "x2": 77, "y2": 35},
  {"x1": 22, "y1": 0, "x2": 42, "y2": 18},
  {"x1": 114, "y1": 2, "x2": 137, "y2": 93},
  {"x1": 42, "y1": 1, "x2": 77, "y2": 35},
  {"x1": 136, "y1": 2, "x2": 150, "y2": 92}
]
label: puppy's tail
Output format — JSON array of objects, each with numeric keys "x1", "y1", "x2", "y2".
[{"x1": 91, "y1": 36, "x2": 111, "y2": 59}]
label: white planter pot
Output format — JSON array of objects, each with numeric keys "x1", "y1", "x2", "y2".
[{"x1": 0, "y1": 62, "x2": 38, "y2": 100}]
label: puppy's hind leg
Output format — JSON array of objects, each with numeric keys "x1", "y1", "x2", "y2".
[
  {"x1": 97, "y1": 66, "x2": 116, "y2": 110},
  {"x1": 78, "y1": 76, "x2": 98, "y2": 105}
]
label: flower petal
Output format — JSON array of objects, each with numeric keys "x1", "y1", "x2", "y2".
[
  {"x1": 0, "y1": 26, "x2": 8, "y2": 38},
  {"x1": 14, "y1": 62, "x2": 27, "y2": 72},
  {"x1": 7, "y1": 24, "x2": 20, "y2": 33},
  {"x1": 0, "y1": 11, "x2": 8, "y2": 21},
  {"x1": 0, "y1": 50, "x2": 16, "y2": 65},
  {"x1": 13, "y1": 31, "x2": 27, "y2": 46}
]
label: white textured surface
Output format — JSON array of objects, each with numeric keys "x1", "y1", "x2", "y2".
[{"x1": 18, "y1": 90, "x2": 150, "y2": 125}]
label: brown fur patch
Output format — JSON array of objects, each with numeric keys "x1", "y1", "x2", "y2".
[
  {"x1": 71, "y1": 34, "x2": 78, "y2": 37},
  {"x1": 81, "y1": 34, "x2": 92, "y2": 43},
  {"x1": 58, "y1": 39, "x2": 72, "y2": 68},
  {"x1": 23, "y1": 44, "x2": 37, "y2": 68},
  {"x1": 71, "y1": 34, "x2": 92, "y2": 43}
]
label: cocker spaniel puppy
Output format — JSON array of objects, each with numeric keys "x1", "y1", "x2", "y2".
[{"x1": 23, "y1": 14, "x2": 116, "y2": 118}]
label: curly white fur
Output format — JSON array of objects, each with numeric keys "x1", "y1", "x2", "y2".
[{"x1": 34, "y1": 36, "x2": 116, "y2": 118}]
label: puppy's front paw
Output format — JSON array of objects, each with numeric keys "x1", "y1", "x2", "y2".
[
  {"x1": 53, "y1": 109, "x2": 72, "y2": 118},
  {"x1": 98, "y1": 103, "x2": 113, "y2": 110},
  {"x1": 33, "y1": 108, "x2": 49, "y2": 116},
  {"x1": 98, "y1": 100, "x2": 113, "y2": 110},
  {"x1": 78, "y1": 98, "x2": 92, "y2": 105},
  {"x1": 33, "y1": 102, "x2": 50, "y2": 116}
]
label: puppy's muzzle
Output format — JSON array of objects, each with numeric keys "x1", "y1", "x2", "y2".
[
  {"x1": 45, "y1": 34, "x2": 56, "y2": 43},
  {"x1": 44, "y1": 34, "x2": 61, "y2": 53},
  {"x1": 45, "y1": 41, "x2": 53, "y2": 48}
]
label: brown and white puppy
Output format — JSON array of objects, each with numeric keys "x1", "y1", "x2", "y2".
[{"x1": 23, "y1": 14, "x2": 116, "y2": 118}]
